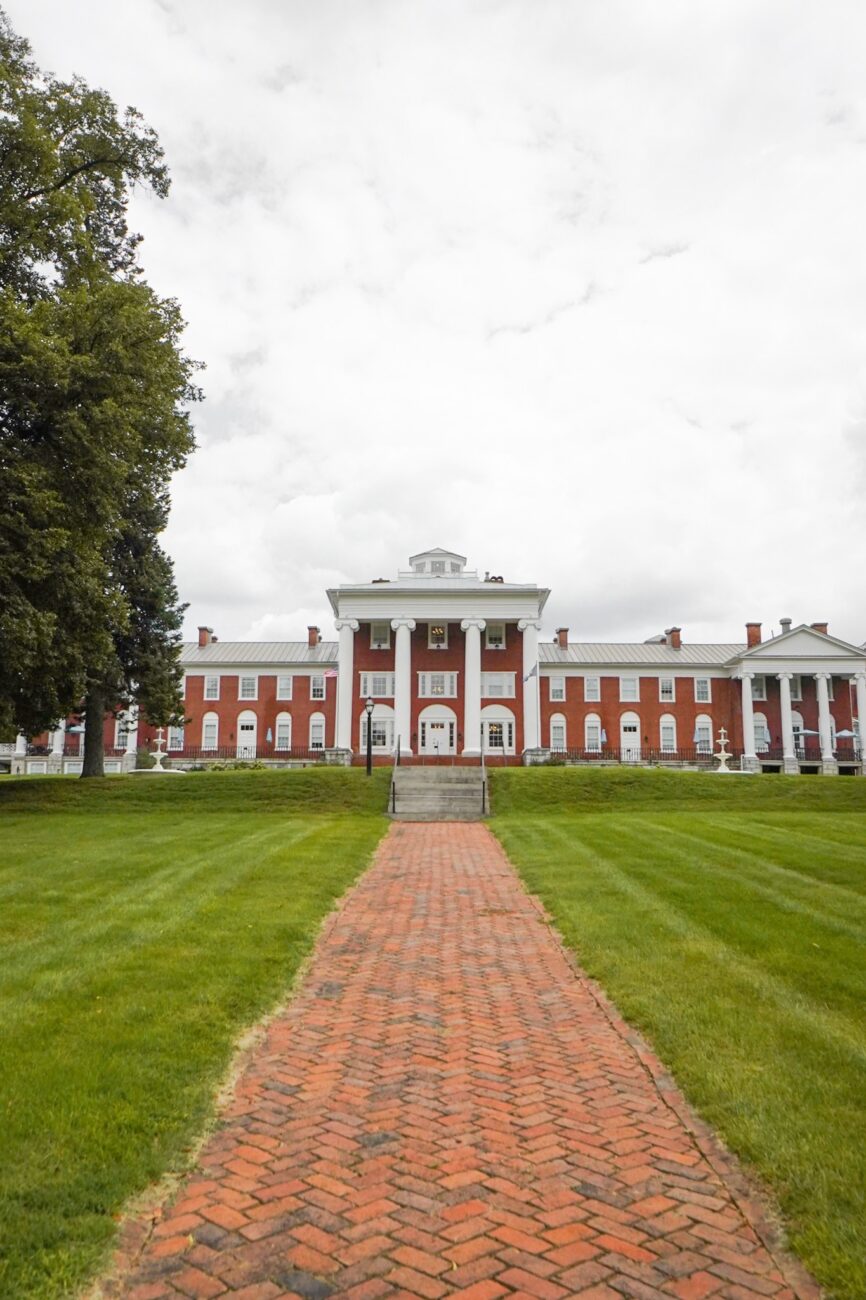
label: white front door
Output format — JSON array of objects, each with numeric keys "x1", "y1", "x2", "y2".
[
  {"x1": 620, "y1": 719, "x2": 641, "y2": 762},
  {"x1": 421, "y1": 720, "x2": 453, "y2": 756},
  {"x1": 237, "y1": 716, "x2": 257, "y2": 759}
]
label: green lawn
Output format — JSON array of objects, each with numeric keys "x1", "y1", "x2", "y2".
[
  {"x1": 0, "y1": 769, "x2": 389, "y2": 1299},
  {"x1": 490, "y1": 767, "x2": 866, "y2": 1300}
]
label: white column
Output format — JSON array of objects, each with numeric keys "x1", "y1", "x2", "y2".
[
  {"x1": 125, "y1": 707, "x2": 139, "y2": 756},
  {"x1": 740, "y1": 672, "x2": 758, "y2": 769},
  {"x1": 777, "y1": 673, "x2": 796, "y2": 769},
  {"x1": 855, "y1": 672, "x2": 866, "y2": 771},
  {"x1": 335, "y1": 619, "x2": 359, "y2": 750},
  {"x1": 519, "y1": 620, "x2": 542, "y2": 752},
  {"x1": 15, "y1": 732, "x2": 26, "y2": 756},
  {"x1": 461, "y1": 618, "x2": 486, "y2": 755},
  {"x1": 51, "y1": 719, "x2": 66, "y2": 756},
  {"x1": 815, "y1": 673, "x2": 835, "y2": 765},
  {"x1": 392, "y1": 618, "x2": 416, "y2": 755}
]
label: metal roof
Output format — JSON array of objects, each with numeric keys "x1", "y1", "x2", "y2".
[
  {"x1": 540, "y1": 642, "x2": 746, "y2": 667},
  {"x1": 181, "y1": 641, "x2": 338, "y2": 666}
]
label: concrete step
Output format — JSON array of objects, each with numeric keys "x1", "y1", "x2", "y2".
[{"x1": 389, "y1": 766, "x2": 488, "y2": 821}]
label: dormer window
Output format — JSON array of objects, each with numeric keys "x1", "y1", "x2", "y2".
[
  {"x1": 431, "y1": 560, "x2": 446, "y2": 574},
  {"x1": 428, "y1": 623, "x2": 448, "y2": 649},
  {"x1": 370, "y1": 621, "x2": 391, "y2": 649}
]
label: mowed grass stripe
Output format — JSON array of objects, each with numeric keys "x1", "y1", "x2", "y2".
[
  {"x1": 492, "y1": 771, "x2": 866, "y2": 1300},
  {"x1": 0, "y1": 775, "x2": 387, "y2": 1300}
]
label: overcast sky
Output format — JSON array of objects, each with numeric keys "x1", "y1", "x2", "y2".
[{"x1": 12, "y1": 1, "x2": 866, "y2": 646}]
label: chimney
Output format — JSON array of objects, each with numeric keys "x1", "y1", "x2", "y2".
[
  {"x1": 811, "y1": 621, "x2": 829, "y2": 636},
  {"x1": 665, "y1": 626, "x2": 682, "y2": 650},
  {"x1": 307, "y1": 625, "x2": 321, "y2": 647},
  {"x1": 780, "y1": 617, "x2": 792, "y2": 634},
  {"x1": 746, "y1": 622, "x2": 762, "y2": 648},
  {"x1": 556, "y1": 627, "x2": 569, "y2": 650},
  {"x1": 198, "y1": 626, "x2": 213, "y2": 648}
]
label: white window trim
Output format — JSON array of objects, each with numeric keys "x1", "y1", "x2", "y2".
[
  {"x1": 359, "y1": 672, "x2": 396, "y2": 698},
  {"x1": 167, "y1": 725, "x2": 185, "y2": 752},
  {"x1": 204, "y1": 674, "x2": 220, "y2": 701},
  {"x1": 659, "y1": 677, "x2": 676, "y2": 704},
  {"x1": 619, "y1": 676, "x2": 640, "y2": 703},
  {"x1": 417, "y1": 671, "x2": 458, "y2": 698},
  {"x1": 694, "y1": 714, "x2": 713, "y2": 754},
  {"x1": 481, "y1": 672, "x2": 516, "y2": 699},
  {"x1": 427, "y1": 622, "x2": 449, "y2": 650},
  {"x1": 276, "y1": 674, "x2": 293, "y2": 700},
  {"x1": 584, "y1": 712, "x2": 603, "y2": 752},
  {"x1": 659, "y1": 714, "x2": 677, "y2": 753},
  {"x1": 370, "y1": 622, "x2": 391, "y2": 649},
  {"x1": 310, "y1": 674, "x2": 326, "y2": 701},
  {"x1": 201, "y1": 712, "x2": 219, "y2": 750},
  {"x1": 309, "y1": 712, "x2": 326, "y2": 750},
  {"x1": 485, "y1": 622, "x2": 506, "y2": 650},
  {"x1": 239, "y1": 674, "x2": 258, "y2": 701},
  {"x1": 584, "y1": 676, "x2": 601, "y2": 703},
  {"x1": 694, "y1": 677, "x2": 712, "y2": 704},
  {"x1": 549, "y1": 712, "x2": 567, "y2": 751},
  {"x1": 751, "y1": 676, "x2": 767, "y2": 701},
  {"x1": 275, "y1": 711, "x2": 292, "y2": 751},
  {"x1": 789, "y1": 674, "x2": 802, "y2": 701},
  {"x1": 549, "y1": 675, "x2": 566, "y2": 702}
]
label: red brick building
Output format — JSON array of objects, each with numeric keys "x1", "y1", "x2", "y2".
[{"x1": 9, "y1": 548, "x2": 866, "y2": 775}]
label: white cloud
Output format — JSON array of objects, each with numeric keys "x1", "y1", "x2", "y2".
[{"x1": 12, "y1": 0, "x2": 866, "y2": 646}]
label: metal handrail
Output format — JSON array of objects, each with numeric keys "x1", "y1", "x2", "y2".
[{"x1": 389, "y1": 736, "x2": 400, "y2": 813}]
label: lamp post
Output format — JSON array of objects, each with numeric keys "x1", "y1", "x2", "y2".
[{"x1": 365, "y1": 696, "x2": 374, "y2": 777}]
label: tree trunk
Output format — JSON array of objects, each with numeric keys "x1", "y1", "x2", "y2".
[{"x1": 81, "y1": 684, "x2": 106, "y2": 777}]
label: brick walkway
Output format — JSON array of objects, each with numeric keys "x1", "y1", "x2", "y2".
[{"x1": 105, "y1": 823, "x2": 817, "y2": 1300}]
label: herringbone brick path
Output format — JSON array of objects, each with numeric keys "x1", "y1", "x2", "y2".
[{"x1": 104, "y1": 823, "x2": 818, "y2": 1300}]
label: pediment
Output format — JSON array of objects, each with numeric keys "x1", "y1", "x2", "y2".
[{"x1": 736, "y1": 624, "x2": 865, "y2": 663}]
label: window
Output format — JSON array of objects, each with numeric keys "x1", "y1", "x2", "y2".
[
  {"x1": 620, "y1": 677, "x2": 640, "y2": 702},
  {"x1": 359, "y1": 673, "x2": 395, "y2": 697},
  {"x1": 754, "y1": 712, "x2": 770, "y2": 752},
  {"x1": 550, "y1": 713, "x2": 567, "y2": 751},
  {"x1": 549, "y1": 676, "x2": 566, "y2": 702},
  {"x1": 239, "y1": 675, "x2": 257, "y2": 700},
  {"x1": 361, "y1": 715, "x2": 394, "y2": 751},
  {"x1": 694, "y1": 715, "x2": 713, "y2": 754},
  {"x1": 481, "y1": 672, "x2": 515, "y2": 698},
  {"x1": 584, "y1": 676, "x2": 601, "y2": 703},
  {"x1": 202, "y1": 712, "x2": 219, "y2": 750},
  {"x1": 204, "y1": 675, "x2": 220, "y2": 700},
  {"x1": 276, "y1": 675, "x2": 293, "y2": 700},
  {"x1": 309, "y1": 713, "x2": 325, "y2": 749},
  {"x1": 310, "y1": 675, "x2": 325, "y2": 700},
  {"x1": 485, "y1": 622, "x2": 505, "y2": 650},
  {"x1": 431, "y1": 560, "x2": 446, "y2": 574},
  {"x1": 487, "y1": 722, "x2": 505, "y2": 749},
  {"x1": 275, "y1": 713, "x2": 292, "y2": 751},
  {"x1": 585, "y1": 713, "x2": 603, "y2": 751},
  {"x1": 789, "y1": 675, "x2": 802, "y2": 701},
  {"x1": 167, "y1": 725, "x2": 184, "y2": 751},
  {"x1": 751, "y1": 676, "x2": 767, "y2": 701},
  {"x1": 694, "y1": 678, "x2": 711, "y2": 703},
  {"x1": 428, "y1": 623, "x2": 448, "y2": 649},
  {"x1": 115, "y1": 717, "x2": 130, "y2": 749},
  {"x1": 370, "y1": 621, "x2": 391, "y2": 649},
  {"x1": 418, "y1": 672, "x2": 458, "y2": 698},
  {"x1": 660, "y1": 714, "x2": 677, "y2": 752},
  {"x1": 450, "y1": 562, "x2": 461, "y2": 574},
  {"x1": 659, "y1": 677, "x2": 675, "y2": 703}
]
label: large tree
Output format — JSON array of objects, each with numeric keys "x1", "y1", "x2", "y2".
[{"x1": 0, "y1": 9, "x2": 200, "y2": 771}]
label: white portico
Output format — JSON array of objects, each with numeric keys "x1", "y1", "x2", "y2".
[
  {"x1": 326, "y1": 548, "x2": 549, "y2": 758},
  {"x1": 728, "y1": 624, "x2": 866, "y2": 775}
]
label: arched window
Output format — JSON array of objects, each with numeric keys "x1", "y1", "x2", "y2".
[
  {"x1": 694, "y1": 714, "x2": 713, "y2": 754},
  {"x1": 275, "y1": 711, "x2": 292, "y2": 751},
  {"x1": 417, "y1": 704, "x2": 455, "y2": 756},
  {"x1": 201, "y1": 711, "x2": 219, "y2": 751},
  {"x1": 791, "y1": 709, "x2": 805, "y2": 754},
  {"x1": 549, "y1": 713, "x2": 567, "y2": 751},
  {"x1": 361, "y1": 703, "x2": 395, "y2": 753},
  {"x1": 114, "y1": 714, "x2": 130, "y2": 750},
  {"x1": 481, "y1": 704, "x2": 516, "y2": 755},
  {"x1": 309, "y1": 712, "x2": 326, "y2": 750},
  {"x1": 584, "y1": 712, "x2": 603, "y2": 752},
  {"x1": 659, "y1": 713, "x2": 677, "y2": 753},
  {"x1": 753, "y1": 711, "x2": 770, "y2": 752}
]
